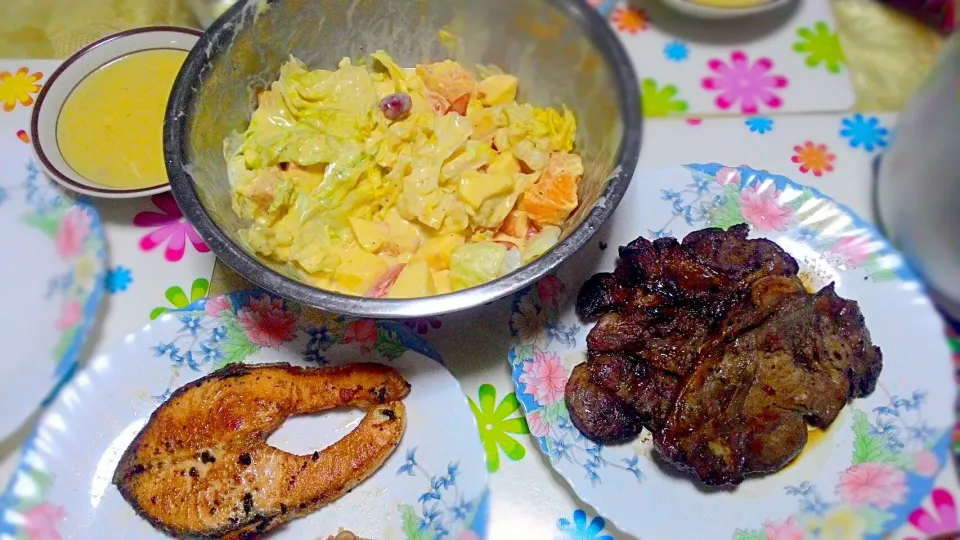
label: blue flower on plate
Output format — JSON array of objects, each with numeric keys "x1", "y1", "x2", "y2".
[
  {"x1": 104, "y1": 266, "x2": 133, "y2": 293},
  {"x1": 558, "y1": 509, "x2": 614, "y2": 540},
  {"x1": 198, "y1": 343, "x2": 224, "y2": 365},
  {"x1": 207, "y1": 325, "x2": 227, "y2": 345},
  {"x1": 152, "y1": 342, "x2": 179, "y2": 359},
  {"x1": 663, "y1": 40, "x2": 689, "y2": 62},
  {"x1": 745, "y1": 116, "x2": 774, "y2": 134},
  {"x1": 301, "y1": 346, "x2": 327, "y2": 365},
  {"x1": 840, "y1": 113, "x2": 889, "y2": 152},
  {"x1": 178, "y1": 315, "x2": 202, "y2": 336},
  {"x1": 397, "y1": 447, "x2": 418, "y2": 476},
  {"x1": 450, "y1": 495, "x2": 473, "y2": 521}
]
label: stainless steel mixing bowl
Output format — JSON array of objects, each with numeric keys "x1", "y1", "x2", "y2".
[{"x1": 165, "y1": 0, "x2": 642, "y2": 317}]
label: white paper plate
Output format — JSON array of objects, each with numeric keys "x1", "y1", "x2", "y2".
[
  {"x1": 508, "y1": 164, "x2": 953, "y2": 539},
  {"x1": 0, "y1": 291, "x2": 488, "y2": 539}
]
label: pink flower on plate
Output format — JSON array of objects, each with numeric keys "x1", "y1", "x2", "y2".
[
  {"x1": 56, "y1": 300, "x2": 81, "y2": 331},
  {"x1": 55, "y1": 206, "x2": 92, "y2": 260},
  {"x1": 836, "y1": 462, "x2": 907, "y2": 509},
  {"x1": 829, "y1": 235, "x2": 873, "y2": 267},
  {"x1": 236, "y1": 295, "x2": 297, "y2": 347},
  {"x1": 702, "y1": 50, "x2": 788, "y2": 114},
  {"x1": 344, "y1": 319, "x2": 378, "y2": 353},
  {"x1": 133, "y1": 193, "x2": 210, "y2": 262},
  {"x1": 739, "y1": 185, "x2": 793, "y2": 231},
  {"x1": 536, "y1": 275, "x2": 565, "y2": 310},
  {"x1": 204, "y1": 296, "x2": 232, "y2": 317},
  {"x1": 519, "y1": 349, "x2": 566, "y2": 406},
  {"x1": 23, "y1": 502, "x2": 66, "y2": 540},
  {"x1": 715, "y1": 166, "x2": 741, "y2": 186},
  {"x1": 906, "y1": 488, "x2": 960, "y2": 540},
  {"x1": 914, "y1": 449, "x2": 940, "y2": 477},
  {"x1": 763, "y1": 516, "x2": 804, "y2": 540},
  {"x1": 527, "y1": 410, "x2": 550, "y2": 437}
]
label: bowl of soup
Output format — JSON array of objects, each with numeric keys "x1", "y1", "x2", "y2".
[{"x1": 31, "y1": 26, "x2": 201, "y2": 198}]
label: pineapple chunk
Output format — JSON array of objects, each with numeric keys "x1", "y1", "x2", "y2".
[
  {"x1": 478, "y1": 74, "x2": 518, "y2": 106},
  {"x1": 383, "y1": 208, "x2": 423, "y2": 254},
  {"x1": 416, "y1": 233, "x2": 466, "y2": 271},
  {"x1": 387, "y1": 259, "x2": 437, "y2": 298},
  {"x1": 457, "y1": 171, "x2": 514, "y2": 209},
  {"x1": 432, "y1": 269, "x2": 452, "y2": 295},
  {"x1": 487, "y1": 151, "x2": 521, "y2": 175},
  {"x1": 333, "y1": 248, "x2": 389, "y2": 294},
  {"x1": 349, "y1": 217, "x2": 388, "y2": 253}
]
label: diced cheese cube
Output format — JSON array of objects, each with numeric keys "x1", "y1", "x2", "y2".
[
  {"x1": 478, "y1": 74, "x2": 518, "y2": 106},
  {"x1": 384, "y1": 208, "x2": 423, "y2": 254},
  {"x1": 387, "y1": 259, "x2": 437, "y2": 298},
  {"x1": 431, "y1": 269, "x2": 452, "y2": 295},
  {"x1": 416, "y1": 233, "x2": 466, "y2": 271},
  {"x1": 488, "y1": 151, "x2": 521, "y2": 175},
  {"x1": 349, "y1": 217, "x2": 388, "y2": 253},
  {"x1": 457, "y1": 171, "x2": 514, "y2": 209},
  {"x1": 334, "y1": 248, "x2": 389, "y2": 294}
]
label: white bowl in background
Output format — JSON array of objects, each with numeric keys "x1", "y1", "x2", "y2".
[
  {"x1": 31, "y1": 26, "x2": 201, "y2": 199},
  {"x1": 660, "y1": 0, "x2": 794, "y2": 19}
]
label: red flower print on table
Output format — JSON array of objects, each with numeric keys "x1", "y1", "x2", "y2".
[
  {"x1": 404, "y1": 317, "x2": 442, "y2": 335},
  {"x1": 0, "y1": 67, "x2": 43, "y2": 112},
  {"x1": 701, "y1": 51, "x2": 788, "y2": 114},
  {"x1": 763, "y1": 515, "x2": 804, "y2": 540},
  {"x1": 55, "y1": 207, "x2": 92, "y2": 260},
  {"x1": 829, "y1": 234, "x2": 873, "y2": 267},
  {"x1": 22, "y1": 502, "x2": 66, "y2": 540},
  {"x1": 739, "y1": 185, "x2": 792, "y2": 232},
  {"x1": 611, "y1": 6, "x2": 648, "y2": 34},
  {"x1": 236, "y1": 295, "x2": 297, "y2": 347},
  {"x1": 518, "y1": 349, "x2": 566, "y2": 405},
  {"x1": 907, "y1": 488, "x2": 960, "y2": 540},
  {"x1": 205, "y1": 295, "x2": 232, "y2": 316},
  {"x1": 791, "y1": 141, "x2": 836, "y2": 177},
  {"x1": 133, "y1": 193, "x2": 209, "y2": 262},
  {"x1": 836, "y1": 462, "x2": 907, "y2": 509},
  {"x1": 344, "y1": 319, "x2": 378, "y2": 353}
]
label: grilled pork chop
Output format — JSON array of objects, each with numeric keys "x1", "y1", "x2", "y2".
[
  {"x1": 567, "y1": 225, "x2": 883, "y2": 486},
  {"x1": 113, "y1": 362, "x2": 410, "y2": 539}
]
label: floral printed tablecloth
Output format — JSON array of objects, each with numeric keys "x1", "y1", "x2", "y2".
[{"x1": 1, "y1": 6, "x2": 959, "y2": 540}]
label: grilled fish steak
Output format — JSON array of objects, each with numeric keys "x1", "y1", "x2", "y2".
[
  {"x1": 567, "y1": 225, "x2": 883, "y2": 486},
  {"x1": 113, "y1": 362, "x2": 410, "y2": 539}
]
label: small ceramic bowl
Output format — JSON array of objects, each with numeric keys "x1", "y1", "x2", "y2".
[
  {"x1": 660, "y1": 0, "x2": 794, "y2": 19},
  {"x1": 31, "y1": 26, "x2": 201, "y2": 199}
]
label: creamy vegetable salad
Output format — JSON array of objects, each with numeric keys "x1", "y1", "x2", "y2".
[{"x1": 225, "y1": 51, "x2": 583, "y2": 298}]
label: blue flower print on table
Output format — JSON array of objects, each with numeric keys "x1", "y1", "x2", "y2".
[
  {"x1": 558, "y1": 509, "x2": 614, "y2": 540},
  {"x1": 104, "y1": 266, "x2": 133, "y2": 293},
  {"x1": 663, "y1": 40, "x2": 689, "y2": 62},
  {"x1": 840, "y1": 113, "x2": 889, "y2": 152},
  {"x1": 745, "y1": 116, "x2": 774, "y2": 134}
]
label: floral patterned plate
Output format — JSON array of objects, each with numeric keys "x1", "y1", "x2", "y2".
[
  {"x1": 0, "y1": 290, "x2": 488, "y2": 539},
  {"x1": 508, "y1": 164, "x2": 954, "y2": 539},
  {"x1": 0, "y1": 146, "x2": 106, "y2": 440}
]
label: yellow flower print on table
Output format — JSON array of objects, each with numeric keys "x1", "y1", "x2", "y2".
[{"x1": 0, "y1": 67, "x2": 43, "y2": 112}]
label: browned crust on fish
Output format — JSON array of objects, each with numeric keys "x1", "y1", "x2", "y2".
[{"x1": 113, "y1": 362, "x2": 410, "y2": 539}]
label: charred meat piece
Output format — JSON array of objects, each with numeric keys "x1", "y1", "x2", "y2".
[
  {"x1": 113, "y1": 362, "x2": 410, "y2": 539},
  {"x1": 566, "y1": 363, "x2": 642, "y2": 444},
  {"x1": 566, "y1": 225, "x2": 882, "y2": 486},
  {"x1": 657, "y1": 285, "x2": 883, "y2": 485}
]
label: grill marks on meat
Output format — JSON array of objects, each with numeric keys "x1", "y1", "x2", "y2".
[
  {"x1": 113, "y1": 362, "x2": 411, "y2": 539},
  {"x1": 566, "y1": 225, "x2": 882, "y2": 486}
]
